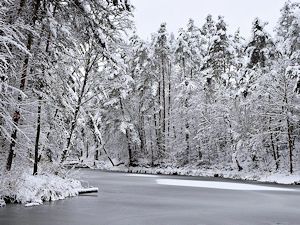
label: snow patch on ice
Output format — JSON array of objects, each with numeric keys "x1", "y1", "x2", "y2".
[
  {"x1": 125, "y1": 173, "x2": 159, "y2": 178},
  {"x1": 25, "y1": 202, "x2": 42, "y2": 207},
  {"x1": 156, "y1": 179, "x2": 296, "y2": 191}
]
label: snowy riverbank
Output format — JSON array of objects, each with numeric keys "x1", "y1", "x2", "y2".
[
  {"x1": 80, "y1": 160, "x2": 300, "y2": 185},
  {"x1": 121, "y1": 167, "x2": 300, "y2": 184},
  {"x1": 0, "y1": 171, "x2": 83, "y2": 207}
]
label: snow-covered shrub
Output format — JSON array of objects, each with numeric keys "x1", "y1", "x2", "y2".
[{"x1": 0, "y1": 167, "x2": 82, "y2": 205}]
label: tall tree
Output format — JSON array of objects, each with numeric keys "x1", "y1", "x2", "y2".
[{"x1": 152, "y1": 23, "x2": 171, "y2": 157}]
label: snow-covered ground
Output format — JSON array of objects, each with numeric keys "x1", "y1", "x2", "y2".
[{"x1": 0, "y1": 170, "x2": 83, "y2": 207}]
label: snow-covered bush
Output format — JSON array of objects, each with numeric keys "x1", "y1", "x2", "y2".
[{"x1": 0, "y1": 168, "x2": 82, "y2": 206}]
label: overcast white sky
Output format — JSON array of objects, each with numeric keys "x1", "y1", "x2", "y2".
[{"x1": 130, "y1": 0, "x2": 298, "y2": 40}]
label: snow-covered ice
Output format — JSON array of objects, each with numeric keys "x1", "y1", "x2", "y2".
[
  {"x1": 156, "y1": 179, "x2": 296, "y2": 191},
  {"x1": 25, "y1": 202, "x2": 42, "y2": 207},
  {"x1": 125, "y1": 173, "x2": 159, "y2": 178}
]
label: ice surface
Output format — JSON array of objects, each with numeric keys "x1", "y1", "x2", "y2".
[
  {"x1": 2, "y1": 170, "x2": 300, "y2": 225},
  {"x1": 156, "y1": 179, "x2": 296, "y2": 191}
]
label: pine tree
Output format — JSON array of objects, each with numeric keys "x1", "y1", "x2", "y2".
[
  {"x1": 206, "y1": 16, "x2": 233, "y2": 85},
  {"x1": 152, "y1": 23, "x2": 171, "y2": 159}
]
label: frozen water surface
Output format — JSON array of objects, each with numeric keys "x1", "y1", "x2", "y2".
[{"x1": 1, "y1": 169, "x2": 300, "y2": 225}]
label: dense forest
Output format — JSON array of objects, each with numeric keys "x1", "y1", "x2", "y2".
[{"x1": 0, "y1": 0, "x2": 300, "y2": 180}]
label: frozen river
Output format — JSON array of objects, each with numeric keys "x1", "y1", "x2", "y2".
[{"x1": 1, "y1": 169, "x2": 300, "y2": 225}]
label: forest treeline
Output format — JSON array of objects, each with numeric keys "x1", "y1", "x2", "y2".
[{"x1": 0, "y1": 0, "x2": 299, "y2": 176}]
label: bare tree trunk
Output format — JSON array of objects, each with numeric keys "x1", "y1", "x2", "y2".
[
  {"x1": 6, "y1": 114, "x2": 19, "y2": 171},
  {"x1": 33, "y1": 3, "x2": 57, "y2": 174},
  {"x1": 33, "y1": 97, "x2": 42, "y2": 175},
  {"x1": 119, "y1": 98, "x2": 133, "y2": 166},
  {"x1": 185, "y1": 98, "x2": 190, "y2": 163},
  {"x1": 182, "y1": 58, "x2": 190, "y2": 163},
  {"x1": 287, "y1": 118, "x2": 293, "y2": 174},
  {"x1": 6, "y1": 37, "x2": 32, "y2": 171},
  {"x1": 95, "y1": 150, "x2": 99, "y2": 161},
  {"x1": 138, "y1": 90, "x2": 146, "y2": 154},
  {"x1": 158, "y1": 73, "x2": 162, "y2": 153},
  {"x1": 126, "y1": 129, "x2": 133, "y2": 166},
  {"x1": 162, "y1": 57, "x2": 166, "y2": 152},
  {"x1": 156, "y1": 66, "x2": 162, "y2": 155},
  {"x1": 43, "y1": 109, "x2": 58, "y2": 163},
  {"x1": 86, "y1": 142, "x2": 89, "y2": 158},
  {"x1": 139, "y1": 114, "x2": 147, "y2": 154},
  {"x1": 149, "y1": 117, "x2": 154, "y2": 167},
  {"x1": 283, "y1": 76, "x2": 293, "y2": 174},
  {"x1": 153, "y1": 111, "x2": 160, "y2": 159},
  {"x1": 269, "y1": 117, "x2": 279, "y2": 170},
  {"x1": 167, "y1": 61, "x2": 171, "y2": 139}
]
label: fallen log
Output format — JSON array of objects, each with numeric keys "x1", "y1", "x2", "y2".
[{"x1": 78, "y1": 187, "x2": 99, "y2": 194}]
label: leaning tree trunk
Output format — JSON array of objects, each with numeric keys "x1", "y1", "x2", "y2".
[
  {"x1": 61, "y1": 53, "x2": 98, "y2": 163},
  {"x1": 89, "y1": 113, "x2": 115, "y2": 166}
]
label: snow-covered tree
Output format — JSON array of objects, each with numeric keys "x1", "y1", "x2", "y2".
[
  {"x1": 151, "y1": 23, "x2": 172, "y2": 158},
  {"x1": 1, "y1": 0, "x2": 133, "y2": 174}
]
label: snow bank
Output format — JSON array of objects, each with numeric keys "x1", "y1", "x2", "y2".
[{"x1": 0, "y1": 172, "x2": 83, "y2": 206}]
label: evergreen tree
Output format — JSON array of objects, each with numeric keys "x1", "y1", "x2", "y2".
[{"x1": 151, "y1": 23, "x2": 171, "y2": 158}]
